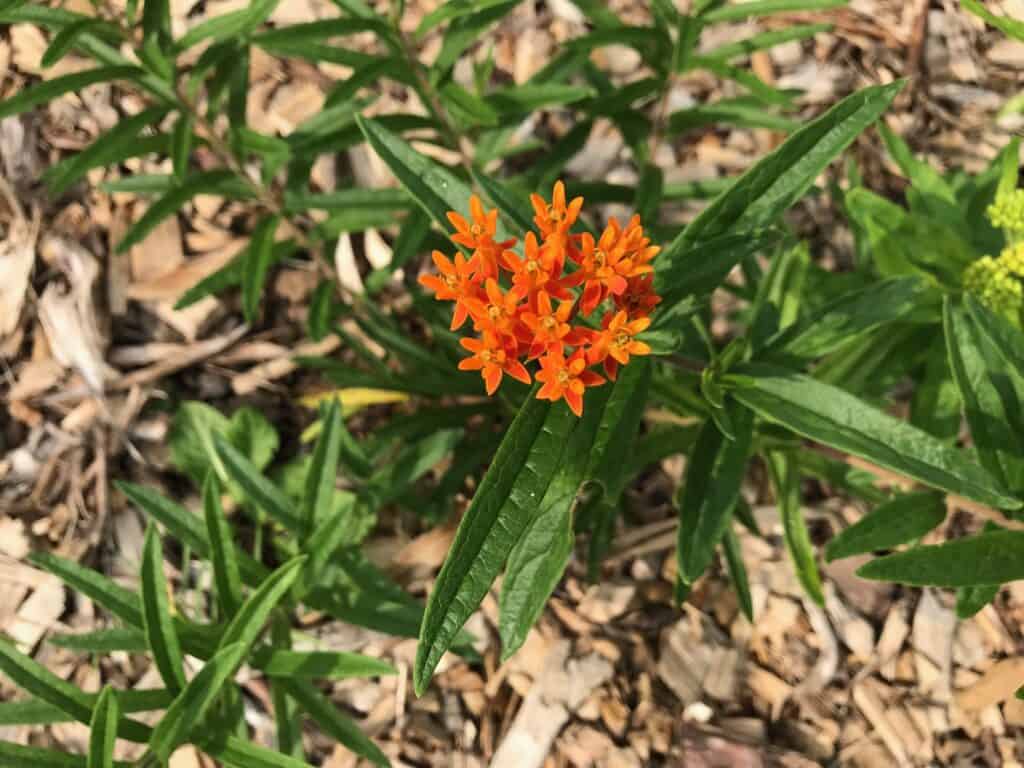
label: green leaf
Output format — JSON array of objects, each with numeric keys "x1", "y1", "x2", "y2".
[
  {"x1": 50, "y1": 628, "x2": 149, "y2": 653},
  {"x1": 301, "y1": 397, "x2": 343, "y2": 532},
  {"x1": 280, "y1": 680, "x2": 389, "y2": 766},
  {"x1": 115, "y1": 170, "x2": 251, "y2": 253},
  {"x1": 961, "y1": 0, "x2": 1024, "y2": 42},
  {"x1": 498, "y1": 387, "x2": 614, "y2": 658},
  {"x1": 87, "y1": 687, "x2": 119, "y2": 768},
  {"x1": 171, "y1": 113, "x2": 193, "y2": 180},
  {"x1": 956, "y1": 583, "x2": 1000, "y2": 619},
  {"x1": 440, "y1": 81, "x2": 499, "y2": 127},
  {"x1": 0, "y1": 638, "x2": 150, "y2": 743},
  {"x1": 858, "y1": 529, "x2": 1024, "y2": 586},
  {"x1": 668, "y1": 100, "x2": 798, "y2": 135},
  {"x1": 767, "y1": 452, "x2": 824, "y2": 604},
  {"x1": 676, "y1": 404, "x2": 754, "y2": 583},
  {"x1": 700, "y1": 23, "x2": 831, "y2": 60},
  {"x1": 214, "y1": 434, "x2": 305, "y2": 534},
  {"x1": 910, "y1": 336, "x2": 962, "y2": 440},
  {"x1": 654, "y1": 229, "x2": 782, "y2": 313},
  {"x1": 43, "y1": 106, "x2": 171, "y2": 196},
  {"x1": 355, "y1": 115, "x2": 515, "y2": 241},
  {"x1": 677, "y1": 81, "x2": 902, "y2": 248},
  {"x1": 30, "y1": 552, "x2": 143, "y2": 627},
  {"x1": 207, "y1": 735, "x2": 319, "y2": 768},
  {"x1": 42, "y1": 18, "x2": 106, "y2": 68},
  {"x1": 204, "y1": 474, "x2": 244, "y2": 618},
  {"x1": 415, "y1": 395, "x2": 574, "y2": 695},
  {"x1": 0, "y1": 66, "x2": 142, "y2": 119},
  {"x1": 763, "y1": 276, "x2": 934, "y2": 360},
  {"x1": 579, "y1": 358, "x2": 653, "y2": 572},
  {"x1": 729, "y1": 363, "x2": 1021, "y2": 510},
  {"x1": 283, "y1": 187, "x2": 410, "y2": 213},
  {"x1": 242, "y1": 214, "x2": 280, "y2": 323},
  {"x1": 825, "y1": 491, "x2": 946, "y2": 561},
  {"x1": 430, "y1": 0, "x2": 517, "y2": 76},
  {"x1": 0, "y1": 690, "x2": 173, "y2": 727},
  {"x1": 219, "y1": 556, "x2": 305, "y2": 652},
  {"x1": 140, "y1": 524, "x2": 187, "y2": 692},
  {"x1": 722, "y1": 526, "x2": 753, "y2": 621},
  {"x1": 488, "y1": 83, "x2": 597, "y2": 114},
  {"x1": 147, "y1": 642, "x2": 247, "y2": 762},
  {"x1": 702, "y1": 0, "x2": 847, "y2": 22},
  {"x1": 253, "y1": 649, "x2": 396, "y2": 679},
  {"x1": 945, "y1": 299, "x2": 1024, "y2": 495},
  {"x1": 0, "y1": 637, "x2": 91, "y2": 727},
  {"x1": 0, "y1": 741, "x2": 127, "y2": 768},
  {"x1": 176, "y1": 0, "x2": 280, "y2": 49}
]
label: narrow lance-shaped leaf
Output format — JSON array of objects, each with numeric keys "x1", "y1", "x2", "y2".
[
  {"x1": 204, "y1": 473, "x2": 244, "y2": 618},
  {"x1": 41, "y1": 18, "x2": 106, "y2": 68},
  {"x1": 116, "y1": 170, "x2": 252, "y2": 253},
  {"x1": 824, "y1": 491, "x2": 946, "y2": 562},
  {"x1": 656, "y1": 81, "x2": 903, "y2": 295},
  {"x1": 957, "y1": 583, "x2": 1000, "y2": 619},
  {"x1": 728, "y1": 363, "x2": 1021, "y2": 510},
  {"x1": 44, "y1": 106, "x2": 171, "y2": 196},
  {"x1": 280, "y1": 680, "x2": 389, "y2": 767},
  {"x1": 219, "y1": 556, "x2": 306, "y2": 652},
  {"x1": 268, "y1": 616, "x2": 302, "y2": 760},
  {"x1": 301, "y1": 396, "x2": 343, "y2": 531},
  {"x1": 767, "y1": 451, "x2": 824, "y2": 605},
  {"x1": 205, "y1": 734, "x2": 320, "y2": 768},
  {"x1": 0, "y1": 66, "x2": 142, "y2": 119},
  {"x1": 213, "y1": 433, "x2": 306, "y2": 534},
  {"x1": 0, "y1": 741, "x2": 127, "y2": 768},
  {"x1": 677, "y1": 402, "x2": 754, "y2": 584},
  {"x1": 86, "y1": 686, "x2": 119, "y2": 768},
  {"x1": 498, "y1": 387, "x2": 612, "y2": 658},
  {"x1": 355, "y1": 115, "x2": 515, "y2": 242},
  {"x1": 944, "y1": 299, "x2": 1024, "y2": 495},
  {"x1": 140, "y1": 524, "x2": 187, "y2": 692},
  {"x1": 763, "y1": 276, "x2": 934, "y2": 360},
  {"x1": 146, "y1": 642, "x2": 247, "y2": 762},
  {"x1": 858, "y1": 529, "x2": 1024, "y2": 586},
  {"x1": 0, "y1": 638, "x2": 150, "y2": 743},
  {"x1": 415, "y1": 394, "x2": 574, "y2": 695},
  {"x1": 171, "y1": 112, "x2": 193, "y2": 180},
  {"x1": 242, "y1": 214, "x2": 280, "y2": 323},
  {"x1": 722, "y1": 526, "x2": 754, "y2": 621}
]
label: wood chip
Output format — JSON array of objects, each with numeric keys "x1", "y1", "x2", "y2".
[
  {"x1": 955, "y1": 658, "x2": 1024, "y2": 712},
  {"x1": 490, "y1": 641, "x2": 613, "y2": 768}
]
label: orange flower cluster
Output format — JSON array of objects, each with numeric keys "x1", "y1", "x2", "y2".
[{"x1": 419, "y1": 181, "x2": 661, "y2": 416}]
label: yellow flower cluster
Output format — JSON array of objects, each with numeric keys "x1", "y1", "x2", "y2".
[
  {"x1": 963, "y1": 254, "x2": 1023, "y2": 314},
  {"x1": 987, "y1": 189, "x2": 1024, "y2": 233}
]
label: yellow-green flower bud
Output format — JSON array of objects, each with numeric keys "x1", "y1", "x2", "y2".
[
  {"x1": 987, "y1": 189, "x2": 1024, "y2": 232},
  {"x1": 963, "y1": 255, "x2": 1023, "y2": 314},
  {"x1": 1001, "y1": 242, "x2": 1024, "y2": 278}
]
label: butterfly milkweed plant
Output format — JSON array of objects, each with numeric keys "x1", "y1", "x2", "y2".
[{"x1": 5, "y1": 0, "x2": 1024, "y2": 765}]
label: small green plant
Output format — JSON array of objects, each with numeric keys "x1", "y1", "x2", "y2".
[
  {"x1": 0, "y1": 398, "x2": 411, "y2": 766},
  {"x1": 11, "y1": 0, "x2": 1024, "y2": 762}
]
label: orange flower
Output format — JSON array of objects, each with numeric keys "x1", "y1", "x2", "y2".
[
  {"x1": 530, "y1": 180, "x2": 583, "y2": 241},
  {"x1": 536, "y1": 349, "x2": 604, "y2": 417},
  {"x1": 459, "y1": 331, "x2": 531, "y2": 395},
  {"x1": 520, "y1": 290, "x2": 574, "y2": 357},
  {"x1": 577, "y1": 228, "x2": 628, "y2": 315},
  {"x1": 589, "y1": 310, "x2": 652, "y2": 380},
  {"x1": 614, "y1": 274, "x2": 662, "y2": 317},
  {"x1": 417, "y1": 250, "x2": 480, "y2": 330},
  {"x1": 447, "y1": 195, "x2": 515, "y2": 280},
  {"x1": 468, "y1": 278, "x2": 521, "y2": 334},
  {"x1": 422, "y1": 181, "x2": 660, "y2": 418}
]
